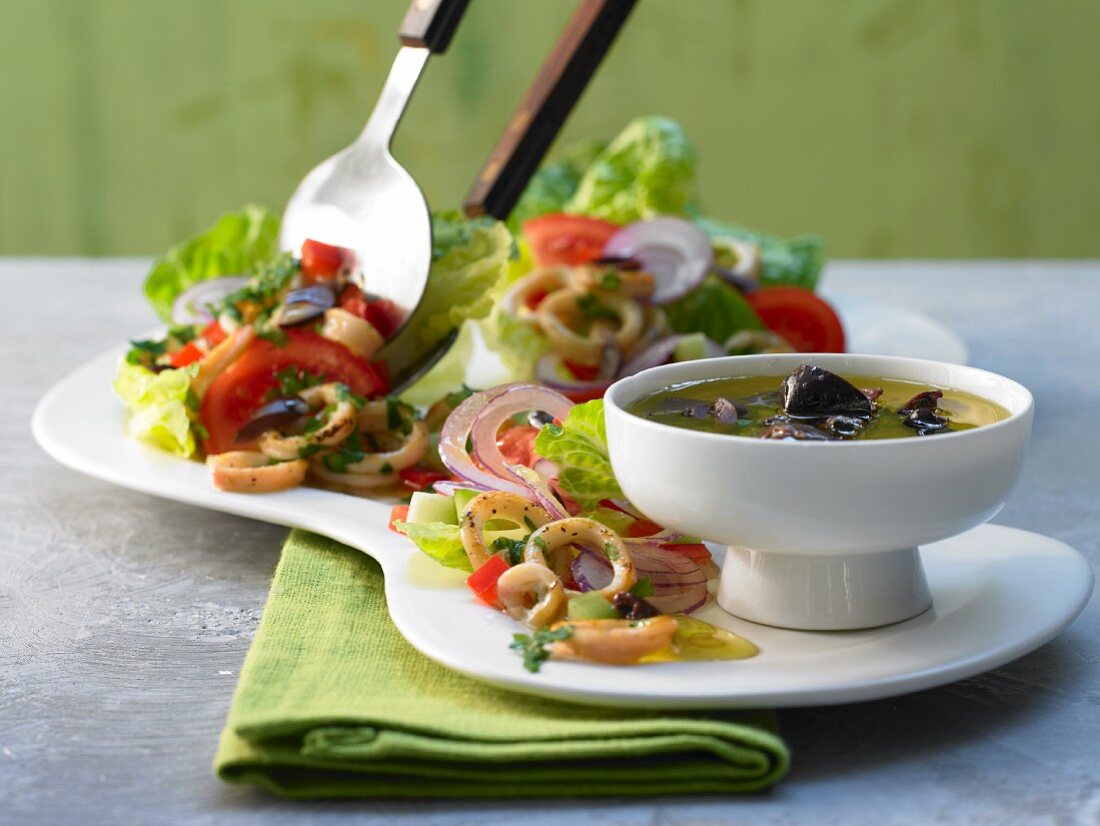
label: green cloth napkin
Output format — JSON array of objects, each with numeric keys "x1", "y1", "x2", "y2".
[{"x1": 214, "y1": 530, "x2": 789, "y2": 798}]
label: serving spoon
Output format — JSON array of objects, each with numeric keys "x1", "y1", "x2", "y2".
[{"x1": 279, "y1": 0, "x2": 470, "y2": 386}]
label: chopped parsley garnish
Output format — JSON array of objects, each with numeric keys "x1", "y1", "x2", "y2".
[
  {"x1": 603, "y1": 542, "x2": 619, "y2": 561},
  {"x1": 125, "y1": 338, "x2": 168, "y2": 366},
  {"x1": 255, "y1": 327, "x2": 288, "y2": 347},
  {"x1": 379, "y1": 462, "x2": 393, "y2": 475},
  {"x1": 598, "y1": 270, "x2": 621, "y2": 291},
  {"x1": 334, "y1": 383, "x2": 366, "y2": 410},
  {"x1": 491, "y1": 536, "x2": 526, "y2": 566},
  {"x1": 386, "y1": 397, "x2": 416, "y2": 435},
  {"x1": 269, "y1": 367, "x2": 324, "y2": 399},
  {"x1": 630, "y1": 577, "x2": 655, "y2": 598},
  {"x1": 321, "y1": 431, "x2": 366, "y2": 473},
  {"x1": 532, "y1": 535, "x2": 549, "y2": 554},
  {"x1": 297, "y1": 444, "x2": 324, "y2": 459},
  {"x1": 167, "y1": 324, "x2": 198, "y2": 344},
  {"x1": 523, "y1": 516, "x2": 538, "y2": 532},
  {"x1": 444, "y1": 384, "x2": 476, "y2": 409},
  {"x1": 576, "y1": 292, "x2": 619, "y2": 322},
  {"x1": 211, "y1": 253, "x2": 299, "y2": 322},
  {"x1": 509, "y1": 626, "x2": 573, "y2": 673},
  {"x1": 302, "y1": 405, "x2": 335, "y2": 434}
]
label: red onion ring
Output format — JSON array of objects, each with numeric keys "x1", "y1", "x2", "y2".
[
  {"x1": 618, "y1": 335, "x2": 725, "y2": 379},
  {"x1": 438, "y1": 384, "x2": 533, "y2": 498},
  {"x1": 171, "y1": 276, "x2": 251, "y2": 325},
  {"x1": 571, "y1": 547, "x2": 613, "y2": 592},
  {"x1": 535, "y1": 353, "x2": 613, "y2": 395},
  {"x1": 603, "y1": 217, "x2": 713, "y2": 305}
]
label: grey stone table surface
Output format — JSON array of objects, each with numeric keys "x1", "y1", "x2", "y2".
[{"x1": 2, "y1": 259, "x2": 1098, "y2": 825}]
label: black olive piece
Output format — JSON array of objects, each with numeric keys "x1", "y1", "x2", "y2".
[
  {"x1": 612, "y1": 592, "x2": 661, "y2": 620},
  {"x1": 823, "y1": 415, "x2": 868, "y2": 438},
  {"x1": 277, "y1": 284, "x2": 336, "y2": 328},
  {"x1": 760, "y1": 422, "x2": 831, "y2": 441},
  {"x1": 898, "y1": 390, "x2": 944, "y2": 414},
  {"x1": 235, "y1": 396, "x2": 311, "y2": 442},
  {"x1": 589, "y1": 255, "x2": 643, "y2": 271},
  {"x1": 902, "y1": 405, "x2": 951, "y2": 435},
  {"x1": 780, "y1": 365, "x2": 874, "y2": 420},
  {"x1": 710, "y1": 397, "x2": 741, "y2": 426},
  {"x1": 527, "y1": 410, "x2": 555, "y2": 428}
]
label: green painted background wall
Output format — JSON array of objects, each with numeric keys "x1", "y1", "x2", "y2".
[{"x1": 2, "y1": 0, "x2": 1097, "y2": 258}]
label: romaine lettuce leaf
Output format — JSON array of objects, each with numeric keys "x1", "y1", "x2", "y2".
[
  {"x1": 510, "y1": 140, "x2": 606, "y2": 230},
  {"x1": 533, "y1": 399, "x2": 622, "y2": 510},
  {"x1": 392, "y1": 520, "x2": 472, "y2": 572},
  {"x1": 409, "y1": 212, "x2": 515, "y2": 348},
  {"x1": 565, "y1": 116, "x2": 698, "y2": 224},
  {"x1": 663, "y1": 276, "x2": 764, "y2": 345},
  {"x1": 698, "y1": 216, "x2": 825, "y2": 291},
  {"x1": 143, "y1": 205, "x2": 280, "y2": 322},
  {"x1": 112, "y1": 362, "x2": 198, "y2": 457}
]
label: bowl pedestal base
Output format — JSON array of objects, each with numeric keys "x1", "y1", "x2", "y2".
[{"x1": 717, "y1": 545, "x2": 933, "y2": 631}]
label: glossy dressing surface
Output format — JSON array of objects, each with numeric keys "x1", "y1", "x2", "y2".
[{"x1": 628, "y1": 374, "x2": 1011, "y2": 440}]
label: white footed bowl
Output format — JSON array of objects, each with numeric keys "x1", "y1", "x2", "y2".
[{"x1": 604, "y1": 353, "x2": 1034, "y2": 630}]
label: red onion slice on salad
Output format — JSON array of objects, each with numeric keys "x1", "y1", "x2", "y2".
[
  {"x1": 571, "y1": 546, "x2": 614, "y2": 592},
  {"x1": 618, "y1": 335, "x2": 725, "y2": 378},
  {"x1": 438, "y1": 384, "x2": 532, "y2": 498},
  {"x1": 603, "y1": 217, "x2": 713, "y2": 305},
  {"x1": 535, "y1": 353, "x2": 613, "y2": 395},
  {"x1": 170, "y1": 276, "x2": 251, "y2": 325}
]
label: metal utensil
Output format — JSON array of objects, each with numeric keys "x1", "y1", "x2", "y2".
[
  {"x1": 279, "y1": 0, "x2": 469, "y2": 341},
  {"x1": 388, "y1": 0, "x2": 636, "y2": 393}
]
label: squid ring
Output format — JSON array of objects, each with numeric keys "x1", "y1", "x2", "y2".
[
  {"x1": 548, "y1": 616, "x2": 679, "y2": 665},
  {"x1": 503, "y1": 268, "x2": 569, "y2": 325},
  {"x1": 191, "y1": 326, "x2": 256, "y2": 399},
  {"x1": 307, "y1": 460, "x2": 393, "y2": 491},
  {"x1": 536, "y1": 288, "x2": 643, "y2": 367},
  {"x1": 459, "y1": 491, "x2": 552, "y2": 570},
  {"x1": 524, "y1": 518, "x2": 635, "y2": 598},
  {"x1": 258, "y1": 383, "x2": 357, "y2": 461},
  {"x1": 320, "y1": 307, "x2": 385, "y2": 361},
  {"x1": 495, "y1": 562, "x2": 566, "y2": 628},
  {"x1": 342, "y1": 420, "x2": 429, "y2": 475},
  {"x1": 207, "y1": 451, "x2": 307, "y2": 493},
  {"x1": 569, "y1": 265, "x2": 656, "y2": 300}
]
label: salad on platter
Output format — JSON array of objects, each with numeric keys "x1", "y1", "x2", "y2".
[{"x1": 112, "y1": 116, "x2": 840, "y2": 669}]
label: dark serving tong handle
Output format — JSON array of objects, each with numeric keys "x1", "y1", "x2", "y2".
[
  {"x1": 399, "y1": 0, "x2": 471, "y2": 53},
  {"x1": 463, "y1": 0, "x2": 638, "y2": 221}
]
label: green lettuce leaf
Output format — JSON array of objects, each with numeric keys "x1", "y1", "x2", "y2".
[
  {"x1": 408, "y1": 212, "x2": 515, "y2": 348},
  {"x1": 510, "y1": 140, "x2": 606, "y2": 230},
  {"x1": 112, "y1": 362, "x2": 198, "y2": 457},
  {"x1": 143, "y1": 205, "x2": 280, "y2": 321},
  {"x1": 565, "y1": 116, "x2": 698, "y2": 224},
  {"x1": 533, "y1": 399, "x2": 622, "y2": 510},
  {"x1": 664, "y1": 276, "x2": 764, "y2": 345},
  {"x1": 392, "y1": 520, "x2": 472, "y2": 572},
  {"x1": 698, "y1": 216, "x2": 825, "y2": 291}
]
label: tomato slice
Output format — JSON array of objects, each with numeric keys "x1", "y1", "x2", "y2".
[
  {"x1": 169, "y1": 341, "x2": 204, "y2": 369},
  {"x1": 625, "y1": 518, "x2": 663, "y2": 538},
  {"x1": 661, "y1": 542, "x2": 713, "y2": 565},
  {"x1": 398, "y1": 468, "x2": 451, "y2": 493},
  {"x1": 563, "y1": 360, "x2": 599, "y2": 381},
  {"x1": 199, "y1": 329, "x2": 388, "y2": 454},
  {"x1": 466, "y1": 554, "x2": 510, "y2": 606},
  {"x1": 388, "y1": 504, "x2": 410, "y2": 533},
  {"x1": 745, "y1": 287, "x2": 845, "y2": 353},
  {"x1": 200, "y1": 321, "x2": 227, "y2": 347},
  {"x1": 496, "y1": 425, "x2": 540, "y2": 468},
  {"x1": 337, "y1": 284, "x2": 370, "y2": 319},
  {"x1": 523, "y1": 214, "x2": 621, "y2": 267},
  {"x1": 364, "y1": 298, "x2": 403, "y2": 340},
  {"x1": 300, "y1": 239, "x2": 350, "y2": 283}
]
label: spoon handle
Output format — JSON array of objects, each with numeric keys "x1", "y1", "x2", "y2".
[
  {"x1": 400, "y1": 0, "x2": 471, "y2": 53},
  {"x1": 463, "y1": 0, "x2": 638, "y2": 221}
]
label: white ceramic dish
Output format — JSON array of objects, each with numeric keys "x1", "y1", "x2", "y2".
[
  {"x1": 32, "y1": 329, "x2": 1090, "y2": 708},
  {"x1": 605, "y1": 353, "x2": 1034, "y2": 630}
]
